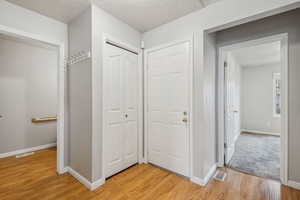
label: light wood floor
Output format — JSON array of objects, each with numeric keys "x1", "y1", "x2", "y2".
[{"x1": 0, "y1": 148, "x2": 300, "y2": 200}]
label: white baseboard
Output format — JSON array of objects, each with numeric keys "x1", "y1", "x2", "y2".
[
  {"x1": 287, "y1": 180, "x2": 300, "y2": 190},
  {"x1": 191, "y1": 164, "x2": 217, "y2": 186},
  {"x1": 91, "y1": 178, "x2": 105, "y2": 190},
  {"x1": 66, "y1": 167, "x2": 105, "y2": 190},
  {"x1": 241, "y1": 129, "x2": 280, "y2": 136},
  {"x1": 58, "y1": 167, "x2": 69, "y2": 174},
  {"x1": 0, "y1": 143, "x2": 57, "y2": 159}
]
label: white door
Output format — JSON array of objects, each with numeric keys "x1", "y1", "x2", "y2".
[
  {"x1": 103, "y1": 43, "x2": 138, "y2": 178},
  {"x1": 224, "y1": 53, "x2": 240, "y2": 164},
  {"x1": 146, "y1": 41, "x2": 191, "y2": 177}
]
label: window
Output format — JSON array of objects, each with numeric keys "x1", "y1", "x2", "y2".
[{"x1": 273, "y1": 73, "x2": 281, "y2": 117}]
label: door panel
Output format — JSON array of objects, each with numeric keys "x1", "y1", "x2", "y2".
[
  {"x1": 147, "y1": 41, "x2": 190, "y2": 177},
  {"x1": 104, "y1": 45, "x2": 124, "y2": 177},
  {"x1": 123, "y1": 52, "x2": 138, "y2": 168},
  {"x1": 124, "y1": 121, "x2": 138, "y2": 166},
  {"x1": 104, "y1": 44, "x2": 138, "y2": 178}
]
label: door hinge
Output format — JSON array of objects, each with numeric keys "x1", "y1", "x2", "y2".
[
  {"x1": 224, "y1": 61, "x2": 228, "y2": 68},
  {"x1": 224, "y1": 143, "x2": 227, "y2": 149}
]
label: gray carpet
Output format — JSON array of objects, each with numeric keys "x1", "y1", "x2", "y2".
[{"x1": 228, "y1": 133, "x2": 280, "y2": 180}]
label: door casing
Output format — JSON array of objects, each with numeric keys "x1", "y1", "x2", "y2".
[{"x1": 217, "y1": 33, "x2": 289, "y2": 185}]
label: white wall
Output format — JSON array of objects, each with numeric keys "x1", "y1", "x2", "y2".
[
  {"x1": 0, "y1": 0, "x2": 68, "y2": 166},
  {"x1": 0, "y1": 1, "x2": 67, "y2": 48},
  {"x1": 0, "y1": 37, "x2": 57, "y2": 154},
  {"x1": 142, "y1": 0, "x2": 300, "y2": 181},
  {"x1": 241, "y1": 64, "x2": 281, "y2": 134}
]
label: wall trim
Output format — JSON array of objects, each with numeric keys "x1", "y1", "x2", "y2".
[
  {"x1": 60, "y1": 167, "x2": 69, "y2": 174},
  {"x1": 241, "y1": 129, "x2": 280, "y2": 136},
  {"x1": 287, "y1": 180, "x2": 300, "y2": 190},
  {"x1": 190, "y1": 164, "x2": 216, "y2": 186},
  {"x1": 91, "y1": 178, "x2": 106, "y2": 190},
  {"x1": 67, "y1": 167, "x2": 105, "y2": 191},
  {"x1": 0, "y1": 143, "x2": 56, "y2": 159}
]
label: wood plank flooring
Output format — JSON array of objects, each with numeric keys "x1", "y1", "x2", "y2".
[{"x1": 0, "y1": 148, "x2": 300, "y2": 200}]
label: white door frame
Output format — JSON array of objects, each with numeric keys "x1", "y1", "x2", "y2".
[
  {"x1": 0, "y1": 24, "x2": 66, "y2": 174},
  {"x1": 217, "y1": 33, "x2": 289, "y2": 184},
  {"x1": 102, "y1": 34, "x2": 143, "y2": 180},
  {"x1": 144, "y1": 38, "x2": 194, "y2": 178}
]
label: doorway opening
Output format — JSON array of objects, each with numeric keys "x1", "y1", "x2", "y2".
[
  {"x1": 0, "y1": 28, "x2": 65, "y2": 174},
  {"x1": 218, "y1": 34, "x2": 288, "y2": 183}
]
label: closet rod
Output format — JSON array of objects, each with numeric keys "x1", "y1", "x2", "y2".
[{"x1": 106, "y1": 41, "x2": 138, "y2": 55}]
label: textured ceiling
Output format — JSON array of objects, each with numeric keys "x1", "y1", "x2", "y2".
[
  {"x1": 94, "y1": 0, "x2": 206, "y2": 32},
  {"x1": 6, "y1": 0, "x2": 222, "y2": 32},
  {"x1": 6, "y1": 0, "x2": 90, "y2": 23},
  {"x1": 231, "y1": 42, "x2": 281, "y2": 67}
]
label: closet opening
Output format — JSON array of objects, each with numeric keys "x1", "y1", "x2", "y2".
[{"x1": 0, "y1": 30, "x2": 65, "y2": 176}]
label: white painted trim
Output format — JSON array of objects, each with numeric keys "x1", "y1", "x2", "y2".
[
  {"x1": 241, "y1": 129, "x2": 280, "y2": 136},
  {"x1": 0, "y1": 24, "x2": 65, "y2": 174},
  {"x1": 144, "y1": 37, "x2": 194, "y2": 177},
  {"x1": 0, "y1": 143, "x2": 56, "y2": 159},
  {"x1": 60, "y1": 167, "x2": 69, "y2": 174},
  {"x1": 67, "y1": 167, "x2": 105, "y2": 191},
  {"x1": 190, "y1": 164, "x2": 216, "y2": 186},
  {"x1": 101, "y1": 33, "x2": 143, "y2": 180},
  {"x1": 287, "y1": 180, "x2": 300, "y2": 190},
  {"x1": 138, "y1": 50, "x2": 144, "y2": 164},
  {"x1": 217, "y1": 33, "x2": 289, "y2": 184},
  {"x1": 91, "y1": 178, "x2": 106, "y2": 190}
]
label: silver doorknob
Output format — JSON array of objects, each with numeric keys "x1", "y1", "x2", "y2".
[{"x1": 125, "y1": 114, "x2": 128, "y2": 118}]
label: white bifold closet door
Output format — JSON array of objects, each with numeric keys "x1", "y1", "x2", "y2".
[
  {"x1": 103, "y1": 43, "x2": 138, "y2": 178},
  {"x1": 146, "y1": 41, "x2": 191, "y2": 177}
]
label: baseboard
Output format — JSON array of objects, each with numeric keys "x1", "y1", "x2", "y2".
[
  {"x1": 241, "y1": 129, "x2": 280, "y2": 136},
  {"x1": 287, "y1": 180, "x2": 300, "y2": 190},
  {"x1": 91, "y1": 178, "x2": 105, "y2": 190},
  {"x1": 66, "y1": 167, "x2": 105, "y2": 190},
  {"x1": 58, "y1": 167, "x2": 69, "y2": 174},
  {"x1": 191, "y1": 164, "x2": 217, "y2": 186},
  {"x1": 0, "y1": 143, "x2": 57, "y2": 159}
]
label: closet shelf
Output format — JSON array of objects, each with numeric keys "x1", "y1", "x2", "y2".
[{"x1": 32, "y1": 116, "x2": 57, "y2": 123}]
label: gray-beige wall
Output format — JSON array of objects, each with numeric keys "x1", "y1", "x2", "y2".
[
  {"x1": 0, "y1": 36, "x2": 58, "y2": 154},
  {"x1": 241, "y1": 64, "x2": 281, "y2": 134},
  {"x1": 68, "y1": 8, "x2": 93, "y2": 181},
  {"x1": 216, "y1": 8, "x2": 300, "y2": 182}
]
